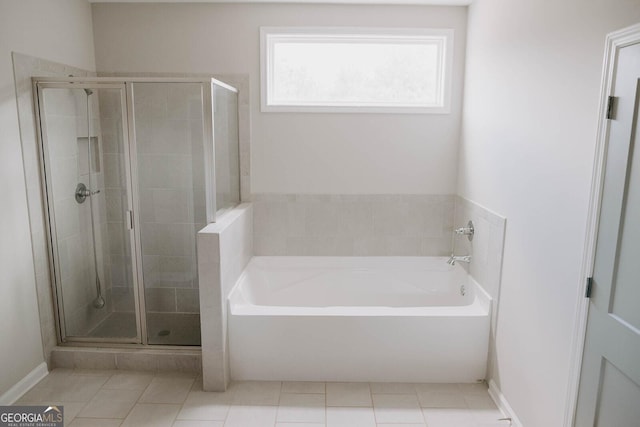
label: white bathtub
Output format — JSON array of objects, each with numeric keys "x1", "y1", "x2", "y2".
[{"x1": 228, "y1": 256, "x2": 491, "y2": 383}]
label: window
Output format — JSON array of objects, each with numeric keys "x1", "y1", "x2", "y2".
[{"x1": 260, "y1": 27, "x2": 454, "y2": 114}]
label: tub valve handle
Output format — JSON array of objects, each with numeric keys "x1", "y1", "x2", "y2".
[
  {"x1": 454, "y1": 220, "x2": 474, "y2": 241},
  {"x1": 75, "y1": 182, "x2": 100, "y2": 204}
]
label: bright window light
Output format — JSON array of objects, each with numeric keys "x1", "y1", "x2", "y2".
[{"x1": 261, "y1": 28, "x2": 454, "y2": 113}]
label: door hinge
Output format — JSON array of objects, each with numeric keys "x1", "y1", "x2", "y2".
[
  {"x1": 606, "y1": 96, "x2": 617, "y2": 120},
  {"x1": 586, "y1": 277, "x2": 593, "y2": 298}
]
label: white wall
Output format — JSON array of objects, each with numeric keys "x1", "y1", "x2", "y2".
[
  {"x1": 92, "y1": 3, "x2": 467, "y2": 195},
  {"x1": 0, "y1": 0, "x2": 95, "y2": 395},
  {"x1": 458, "y1": 1, "x2": 640, "y2": 426}
]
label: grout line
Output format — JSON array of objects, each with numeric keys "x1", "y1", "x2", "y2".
[
  {"x1": 370, "y1": 382, "x2": 378, "y2": 425},
  {"x1": 275, "y1": 381, "x2": 284, "y2": 424}
]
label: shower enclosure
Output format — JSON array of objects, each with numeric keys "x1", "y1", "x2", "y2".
[{"x1": 34, "y1": 77, "x2": 240, "y2": 346}]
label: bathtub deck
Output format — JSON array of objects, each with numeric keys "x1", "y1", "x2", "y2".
[{"x1": 15, "y1": 368, "x2": 507, "y2": 426}]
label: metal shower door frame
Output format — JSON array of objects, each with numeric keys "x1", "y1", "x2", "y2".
[
  {"x1": 33, "y1": 76, "x2": 236, "y2": 347},
  {"x1": 125, "y1": 79, "x2": 218, "y2": 345},
  {"x1": 34, "y1": 80, "x2": 143, "y2": 345}
]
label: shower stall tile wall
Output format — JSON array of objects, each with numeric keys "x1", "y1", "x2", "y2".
[
  {"x1": 132, "y1": 82, "x2": 206, "y2": 321},
  {"x1": 42, "y1": 88, "x2": 112, "y2": 336},
  {"x1": 26, "y1": 72, "x2": 241, "y2": 351},
  {"x1": 252, "y1": 194, "x2": 455, "y2": 256},
  {"x1": 99, "y1": 72, "x2": 252, "y2": 203},
  {"x1": 37, "y1": 82, "x2": 141, "y2": 342},
  {"x1": 100, "y1": 88, "x2": 131, "y2": 313}
]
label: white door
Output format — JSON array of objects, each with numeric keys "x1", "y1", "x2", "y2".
[{"x1": 574, "y1": 39, "x2": 640, "y2": 426}]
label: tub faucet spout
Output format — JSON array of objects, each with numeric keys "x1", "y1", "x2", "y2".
[{"x1": 447, "y1": 255, "x2": 471, "y2": 266}]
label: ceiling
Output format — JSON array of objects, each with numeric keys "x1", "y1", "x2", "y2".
[{"x1": 88, "y1": 0, "x2": 472, "y2": 5}]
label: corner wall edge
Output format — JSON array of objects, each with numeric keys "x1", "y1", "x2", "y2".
[
  {"x1": 488, "y1": 379, "x2": 524, "y2": 427},
  {"x1": 0, "y1": 362, "x2": 48, "y2": 405}
]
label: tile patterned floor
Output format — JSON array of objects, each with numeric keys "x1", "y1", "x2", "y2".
[{"x1": 15, "y1": 369, "x2": 510, "y2": 426}]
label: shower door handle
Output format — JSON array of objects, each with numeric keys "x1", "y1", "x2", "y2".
[{"x1": 126, "y1": 210, "x2": 134, "y2": 230}]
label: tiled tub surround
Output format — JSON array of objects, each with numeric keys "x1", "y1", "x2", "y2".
[
  {"x1": 15, "y1": 368, "x2": 506, "y2": 427},
  {"x1": 198, "y1": 204, "x2": 253, "y2": 392},
  {"x1": 228, "y1": 256, "x2": 491, "y2": 383},
  {"x1": 453, "y1": 197, "x2": 506, "y2": 303},
  {"x1": 252, "y1": 194, "x2": 455, "y2": 256},
  {"x1": 195, "y1": 197, "x2": 507, "y2": 388},
  {"x1": 453, "y1": 196, "x2": 506, "y2": 387}
]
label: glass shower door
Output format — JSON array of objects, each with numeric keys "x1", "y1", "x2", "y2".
[
  {"x1": 131, "y1": 82, "x2": 207, "y2": 345},
  {"x1": 213, "y1": 83, "x2": 240, "y2": 214},
  {"x1": 37, "y1": 84, "x2": 140, "y2": 342}
]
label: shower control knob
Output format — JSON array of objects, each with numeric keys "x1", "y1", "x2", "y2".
[
  {"x1": 454, "y1": 220, "x2": 475, "y2": 241},
  {"x1": 75, "y1": 183, "x2": 99, "y2": 204}
]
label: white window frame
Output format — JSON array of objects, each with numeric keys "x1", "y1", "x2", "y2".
[{"x1": 260, "y1": 27, "x2": 454, "y2": 114}]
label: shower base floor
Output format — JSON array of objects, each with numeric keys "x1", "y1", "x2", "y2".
[{"x1": 88, "y1": 311, "x2": 201, "y2": 345}]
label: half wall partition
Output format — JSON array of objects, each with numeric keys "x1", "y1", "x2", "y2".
[{"x1": 34, "y1": 77, "x2": 239, "y2": 346}]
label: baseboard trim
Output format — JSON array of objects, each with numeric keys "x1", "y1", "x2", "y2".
[
  {"x1": 488, "y1": 379, "x2": 524, "y2": 427},
  {"x1": 0, "y1": 362, "x2": 48, "y2": 405}
]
